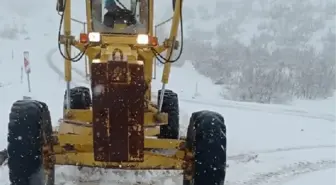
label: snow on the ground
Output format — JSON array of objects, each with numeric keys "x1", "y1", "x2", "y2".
[
  {"x1": 282, "y1": 168, "x2": 336, "y2": 185},
  {"x1": 0, "y1": 0, "x2": 335, "y2": 184},
  {"x1": 291, "y1": 94, "x2": 336, "y2": 116},
  {"x1": 152, "y1": 61, "x2": 222, "y2": 99}
]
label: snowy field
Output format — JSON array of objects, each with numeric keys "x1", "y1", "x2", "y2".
[{"x1": 0, "y1": 0, "x2": 335, "y2": 184}]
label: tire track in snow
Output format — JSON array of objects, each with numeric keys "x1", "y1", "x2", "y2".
[
  {"x1": 73, "y1": 66, "x2": 89, "y2": 80},
  {"x1": 46, "y1": 48, "x2": 89, "y2": 86},
  {"x1": 226, "y1": 160, "x2": 336, "y2": 185},
  {"x1": 228, "y1": 144, "x2": 336, "y2": 164},
  {"x1": 174, "y1": 97, "x2": 335, "y2": 122},
  {"x1": 226, "y1": 145, "x2": 335, "y2": 185}
]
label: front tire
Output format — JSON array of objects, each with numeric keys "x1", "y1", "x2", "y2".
[
  {"x1": 184, "y1": 110, "x2": 227, "y2": 185},
  {"x1": 7, "y1": 100, "x2": 55, "y2": 185},
  {"x1": 158, "y1": 89, "x2": 180, "y2": 139},
  {"x1": 64, "y1": 86, "x2": 92, "y2": 109}
]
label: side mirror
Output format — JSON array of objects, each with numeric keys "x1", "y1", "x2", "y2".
[{"x1": 56, "y1": 0, "x2": 65, "y2": 12}]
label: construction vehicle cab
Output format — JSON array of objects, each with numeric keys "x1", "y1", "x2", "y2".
[
  {"x1": 2, "y1": 0, "x2": 228, "y2": 184},
  {"x1": 91, "y1": 0, "x2": 147, "y2": 33}
]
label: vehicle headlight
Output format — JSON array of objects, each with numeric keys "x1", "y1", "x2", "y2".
[
  {"x1": 88, "y1": 32, "x2": 101, "y2": 42},
  {"x1": 136, "y1": 34, "x2": 149, "y2": 45},
  {"x1": 92, "y1": 59, "x2": 101, "y2": 63}
]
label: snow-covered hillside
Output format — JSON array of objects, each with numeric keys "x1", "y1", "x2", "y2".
[
  {"x1": 155, "y1": 0, "x2": 336, "y2": 49},
  {"x1": 164, "y1": 0, "x2": 336, "y2": 104},
  {"x1": 0, "y1": 0, "x2": 335, "y2": 184}
]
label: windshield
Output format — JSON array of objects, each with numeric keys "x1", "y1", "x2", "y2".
[{"x1": 91, "y1": 0, "x2": 149, "y2": 34}]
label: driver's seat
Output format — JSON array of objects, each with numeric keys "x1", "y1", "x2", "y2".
[{"x1": 103, "y1": 8, "x2": 136, "y2": 28}]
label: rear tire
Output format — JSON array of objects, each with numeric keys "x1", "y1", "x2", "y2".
[
  {"x1": 158, "y1": 89, "x2": 180, "y2": 139},
  {"x1": 7, "y1": 100, "x2": 55, "y2": 185},
  {"x1": 64, "y1": 86, "x2": 92, "y2": 109},
  {"x1": 184, "y1": 110, "x2": 227, "y2": 185}
]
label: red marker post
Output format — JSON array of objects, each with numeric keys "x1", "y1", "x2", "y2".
[{"x1": 23, "y1": 51, "x2": 31, "y2": 92}]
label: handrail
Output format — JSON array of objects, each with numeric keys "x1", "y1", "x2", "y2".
[
  {"x1": 57, "y1": 12, "x2": 87, "y2": 33},
  {"x1": 153, "y1": 17, "x2": 173, "y2": 79},
  {"x1": 57, "y1": 12, "x2": 86, "y2": 25},
  {"x1": 154, "y1": 17, "x2": 173, "y2": 34},
  {"x1": 57, "y1": 12, "x2": 89, "y2": 78}
]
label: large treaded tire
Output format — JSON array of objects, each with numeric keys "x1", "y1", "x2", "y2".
[
  {"x1": 184, "y1": 110, "x2": 227, "y2": 185},
  {"x1": 7, "y1": 100, "x2": 54, "y2": 185},
  {"x1": 158, "y1": 89, "x2": 180, "y2": 139},
  {"x1": 64, "y1": 86, "x2": 92, "y2": 109}
]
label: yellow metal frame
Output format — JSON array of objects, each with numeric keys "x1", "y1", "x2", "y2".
[
  {"x1": 56, "y1": 0, "x2": 187, "y2": 170},
  {"x1": 63, "y1": 108, "x2": 168, "y2": 126},
  {"x1": 54, "y1": 119, "x2": 186, "y2": 169}
]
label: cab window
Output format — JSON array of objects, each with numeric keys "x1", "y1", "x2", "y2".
[{"x1": 91, "y1": 0, "x2": 149, "y2": 34}]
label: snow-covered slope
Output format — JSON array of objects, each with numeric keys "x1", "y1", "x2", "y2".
[{"x1": 0, "y1": 0, "x2": 335, "y2": 185}]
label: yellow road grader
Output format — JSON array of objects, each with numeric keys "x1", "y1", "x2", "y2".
[{"x1": 1, "y1": 0, "x2": 227, "y2": 184}]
